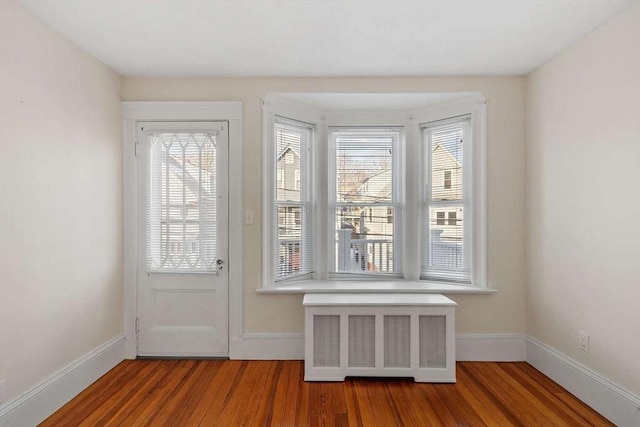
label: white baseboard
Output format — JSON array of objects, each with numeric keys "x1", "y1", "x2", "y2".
[
  {"x1": 0, "y1": 334, "x2": 125, "y2": 427},
  {"x1": 230, "y1": 333, "x2": 305, "y2": 359},
  {"x1": 230, "y1": 333, "x2": 526, "y2": 362},
  {"x1": 526, "y1": 336, "x2": 640, "y2": 427},
  {"x1": 456, "y1": 333, "x2": 526, "y2": 361}
]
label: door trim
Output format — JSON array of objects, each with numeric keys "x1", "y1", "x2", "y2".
[{"x1": 122, "y1": 101, "x2": 243, "y2": 359}]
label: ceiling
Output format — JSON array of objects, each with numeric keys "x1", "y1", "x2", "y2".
[{"x1": 19, "y1": 0, "x2": 633, "y2": 78}]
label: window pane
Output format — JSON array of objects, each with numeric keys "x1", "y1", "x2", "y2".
[
  {"x1": 276, "y1": 126, "x2": 303, "y2": 202},
  {"x1": 277, "y1": 205, "x2": 302, "y2": 277},
  {"x1": 148, "y1": 132, "x2": 217, "y2": 271},
  {"x1": 336, "y1": 135, "x2": 393, "y2": 204},
  {"x1": 428, "y1": 206, "x2": 464, "y2": 271},
  {"x1": 431, "y1": 125, "x2": 463, "y2": 201},
  {"x1": 335, "y1": 206, "x2": 395, "y2": 273}
]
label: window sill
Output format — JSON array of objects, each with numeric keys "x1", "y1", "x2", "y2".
[{"x1": 256, "y1": 280, "x2": 497, "y2": 295}]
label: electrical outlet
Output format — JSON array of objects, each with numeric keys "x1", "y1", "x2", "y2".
[
  {"x1": 578, "y1": 331, "x2": 589, "y2": 352},
  {"x1": 0, "y1": 379, "x2": 5, "y2": 403}
]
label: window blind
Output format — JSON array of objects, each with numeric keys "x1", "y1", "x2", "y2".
[
  {"x1": 330, "y1": 129, "x2": 401, "y2": 276},
  {"x1": 274, "y1": 117, "x2": 315, "y2": 280},
  {"x1": 421, "y1": 116, "x2": 471, "y2": 283},
  {"x1": 146, "y1": 132, "x2": 217, "y2": 272}
]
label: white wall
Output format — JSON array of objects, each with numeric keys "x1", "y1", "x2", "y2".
[
  {"x1": 0, "y1": 1, "x2": 123, "y2": 402},
  {"x1": 123, "y1": 76, "x2": 527, "y2": 336},
  {"x1": 526, "y1": 5, "x2": 640, "y2": 396}
]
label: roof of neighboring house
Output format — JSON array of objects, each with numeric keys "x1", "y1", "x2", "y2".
[
  {"x1": 351, "y1": 168, "x2": 392, "y2": 202},
  {"x1": 433, "y1": 142, "x2": 461, "y2": 168},
  {"x1": 276, "y1": 145, "x2": 300, "y2": 162}
]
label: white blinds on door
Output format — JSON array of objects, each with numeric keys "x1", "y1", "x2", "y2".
[
  {"x1": 146, "y1": 132, "x2": 217, "y2": 272},
  {"x1": 421, "y1": 116, "x2": 471, "y2": 283}
]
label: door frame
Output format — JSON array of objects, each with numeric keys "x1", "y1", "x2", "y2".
[{"x1": 122, "y1": 102, "x2": 243, "y2": 359}]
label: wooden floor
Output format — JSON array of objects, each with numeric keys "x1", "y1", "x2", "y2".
[{"x1": 41, "y1": 360, "x2": 613, "y2": 427}]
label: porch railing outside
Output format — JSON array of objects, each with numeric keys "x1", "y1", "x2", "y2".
[{"x1": 277, "y1": 231, "x2": 463, "y2": 275}]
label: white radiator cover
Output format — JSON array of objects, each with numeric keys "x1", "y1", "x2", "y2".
[{"x1": 303, "y1": 293, "x2": 457, "y2": 382}]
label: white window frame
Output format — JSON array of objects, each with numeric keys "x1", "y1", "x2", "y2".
[
  {"x1": 328, "y1": 127, "x2": 405, "y2": 279},
  {"x1": 274, "y1": 117, "x2": 315, "y2": 281},
  {"x1": 262, "y1": 94, "x2": 487, "y2": 290},
  {"x1": 415, "y1": 98, "x2": 487, "y2": 287},
  {"x1": 263, "y1": 97, "x2": 323, "y2": 284}
]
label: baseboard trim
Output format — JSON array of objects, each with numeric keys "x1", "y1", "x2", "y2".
[
  {"x1": 456, "y1": 333, "x2": 526, "y2": 361},
  {"x1": 230, "y1": 332, "x2": 526, "y2": 362},
  {"x1": 230, "y1": 333, "x2": 305, "y2": 360},
  {"x1": 0, "y1": 334, "x2": 125, "y2": 427},
  {"x1": 526, "y1": 336, "x2": 640, "y2": 427}
]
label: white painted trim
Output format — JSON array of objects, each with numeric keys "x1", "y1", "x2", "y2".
[
  {"x1": 256, "y1": 280, "x2": 497, "y2": 294},
  {"x1": 122, "y1": 101, "x2": 243, "y2": 359},
  {"x1": 227, "y1": 333, "x2": 524, "y2": 362},
  {"x1": 231, "y1": 333, "x2": 306, "y2": 360},
  {"x1": 526, "y1": 336, "x2": 640, "y2": 427},
  {"x1": 456, "y1": 334, "x2": 526, "y2": 361},
  {"x1": 0, "y1": 335, "x2": 125, "y2": 427},
  {"x1": 227, "y1": 111, "x2": 244, "y2": 361},
  {"x1": 262, "y1": 95, "x2": 324, "y2": 125}
]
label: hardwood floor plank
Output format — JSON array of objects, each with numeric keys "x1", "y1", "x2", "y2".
[
  {"x1": 76, "y1": 360, "x2": 168, "y2": 427},
  {"x1": 353, "y1": 379, "x2": 403, "y2": 427},
  {"x1": 146, "y1": 360, "x2": 210, "y2": 426},
  {"x1": 39, "y1": 360, "x2": 140, "y2": 427},
  {"x1": 40, "y1": 360, "x2": 615, "y2": 427},
  {"x1": 101, "y1": 360, "x2": 187, "y2": 427},
  {"x1": 432, "y1": 382, "x2": 489, "y2": 427},
  {"x1": 281, "y1": 361, "x2": 305, "y2": 426},
  {"x1": 294, "y1": 364, "x2": 311, "y2": 427},
  {"x1": 214, "y1": 360, "x2": 272, "y2": 426},
  {"x1": 128, "y1": 360, "x2": 199, "y2": 426},
  {"x1": 501, "y1": 362, "x2": 601, "y2": 427},
  {"x1": 383, "y1": 379, "x2": 437, "y2": 427},
  {"x1": 416, "y1": 383, "x2": 460, "y2": 426},
  {"x1": 515, "y1": 363, "x2": 614, "y2": 426},
  {"x1": 490, "y1": 362, "x2": 578, "y2": 426},
  {"x1": 179, "y1": 360, "x2": 244, "y2": 426},
  {"x1": 168, "y1": 360, "x2": 224, "y2": 426},
  {"x1": 342, "y1": 377, "x2": 363, "y2": 427},
  {"x1": 250, "y1": 360, "x2": 280, "y2": 426},
  {"x1": 456, "y1": 362, "x2": 520, "y2": 427},
  {"x1": 464, "y1": 362, "x2": 561, "y2": 427}
]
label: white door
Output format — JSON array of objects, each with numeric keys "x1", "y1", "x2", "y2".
[{"x1": 136, "y1": 121, "x2": 228, "y2": 357}]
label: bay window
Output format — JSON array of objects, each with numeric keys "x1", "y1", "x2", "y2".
[{"x1": 263, "y1": 93, "x2": 486, "y2": 289}]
